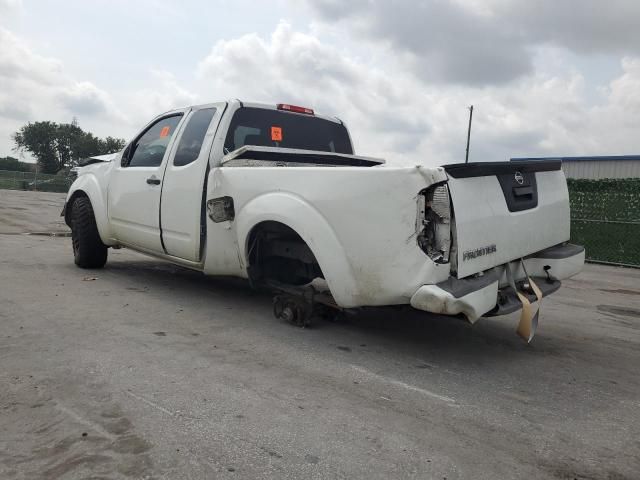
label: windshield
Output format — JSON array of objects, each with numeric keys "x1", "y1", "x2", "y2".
[{"x1": 224, "y1": 107, "x2": 353, "y2": 155}]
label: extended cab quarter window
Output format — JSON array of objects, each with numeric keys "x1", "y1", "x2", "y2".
[
  {"x1": 173, "y1": 108, "x2": 217, "y2": 166},
  {"x1": 126, "y1": 115, "x2": 182, "y2": 167}
]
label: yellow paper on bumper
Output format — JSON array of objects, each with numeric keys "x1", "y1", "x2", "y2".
[{"x1": 516, "y1": 278, "x2": 543, "y2": 343}]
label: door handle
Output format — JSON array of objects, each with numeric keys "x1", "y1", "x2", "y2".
[
  {"x1": 146, "y1": 176, "x2": 161, "y2": 185},
  {"x1": 513, "y1": 186, "x2": 533, "y2": 197}
]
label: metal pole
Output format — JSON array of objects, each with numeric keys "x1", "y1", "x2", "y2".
[{"x1": 465, "y1": 105, "x2": 473, "y2": 164}]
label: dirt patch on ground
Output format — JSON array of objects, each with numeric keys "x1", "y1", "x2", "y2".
[{"x1": 0, "y1": 189, "x2": 69, "y2": 235}]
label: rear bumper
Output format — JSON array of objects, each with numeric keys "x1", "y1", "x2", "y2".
[{"x1": 410, "y1": 243, "x2": 584, "y2": 322}]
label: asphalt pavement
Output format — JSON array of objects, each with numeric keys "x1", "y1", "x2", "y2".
[{"x1": 1, "y1": 189, "x2": 639, "y2": 479}]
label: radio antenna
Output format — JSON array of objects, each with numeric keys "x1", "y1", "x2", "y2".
[{"x1": 465, "y1": 105, "x2": 473, "y2": 164}]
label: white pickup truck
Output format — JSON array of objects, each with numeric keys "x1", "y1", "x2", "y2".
[{"x1": 63, "y1": 100, "x2": 584, "y2": 340}]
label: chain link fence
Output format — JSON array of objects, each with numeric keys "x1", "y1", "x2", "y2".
[
  {"x1": 0, "y1": 169, "x2": 73, "y2": 193},
  {"x1": 567, "y1": 178, "x2": 640, "y2": 267}
]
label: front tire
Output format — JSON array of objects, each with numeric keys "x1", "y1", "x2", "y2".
[{"x1": 71, "y1": 197, "x2": 107, "y2": 268}]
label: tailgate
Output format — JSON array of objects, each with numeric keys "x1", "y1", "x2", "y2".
[{"x1": 444, "y1": 160, "x2": 570, "y2": 278}]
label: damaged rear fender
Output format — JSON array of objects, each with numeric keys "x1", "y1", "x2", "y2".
[{"x1": 235, "y1": 192, "x2": 361, "y2": 307}]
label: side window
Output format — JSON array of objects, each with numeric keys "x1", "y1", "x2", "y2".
[
  {"x1": 173, "y1": 108, "x2": 217, "y2": 166},
  {"x1": 126, "y1": 115, "x2": 182, "y2": 167}
]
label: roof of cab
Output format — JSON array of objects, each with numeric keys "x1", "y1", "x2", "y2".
[{"x1": 182, "y1": 99, "x2": 344, "y2": 125}]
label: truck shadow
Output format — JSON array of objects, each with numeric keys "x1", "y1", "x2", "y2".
[
  {"x1": 103, "y1": 258, "x2": 568, "y2": 362},
  {"x1": 339, "y1": 307, "x2": 559, "y2": 359}
]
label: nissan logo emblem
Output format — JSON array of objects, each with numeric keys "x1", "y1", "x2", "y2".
[{"x1": 514, "y1": 171, "x2": 524, "y2": 185}]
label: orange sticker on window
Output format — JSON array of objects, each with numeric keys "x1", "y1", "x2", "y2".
[
  {"x1": 271, "y1": 126, "x2": 282, "y2": 142},
  {"x1": 159, "y1": 126, "x2": 170, "y2": 138}
]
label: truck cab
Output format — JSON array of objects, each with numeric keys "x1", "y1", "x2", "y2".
[{"x1": 70, "y1": 101, "x2": 370, "y2": 264}]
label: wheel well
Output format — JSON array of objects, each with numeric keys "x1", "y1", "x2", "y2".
[
  {"x1": 64, "y1": 190, "x2": 89, "y2": 227},
  {"x1": 246, "y1": 221, "x2": 323, "y2": 286}
]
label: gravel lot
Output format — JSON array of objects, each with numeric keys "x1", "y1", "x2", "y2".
[{"x1": 1, "y1": 189, "x2": 639, "y2": 479}]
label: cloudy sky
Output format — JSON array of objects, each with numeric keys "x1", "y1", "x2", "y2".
[{"x1": 1, "y1": 0, "x2": 639, "y2": 166}]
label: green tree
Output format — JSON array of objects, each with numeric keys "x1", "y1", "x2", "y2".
[
  {"x1": 12, "y1": 121, "x2": 59, "y2": 173},
  {"x1": 0, "y1": 156, "x2": 33, "y2": 172},
  {"x1": 101, "y1": 136, "x2": 127, "y2": 153},
  {"x1": 12, "y1": 121, "x2": 126, "y2": 174}
]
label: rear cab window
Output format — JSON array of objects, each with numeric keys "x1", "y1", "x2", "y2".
[{"x1": 223, "y1": 107, "x2": 353, "y2": 155}]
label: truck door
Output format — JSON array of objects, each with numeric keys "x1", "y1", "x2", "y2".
[
  {"x1": 160, "y1": 103, "x2": 226, "y2": 261},
  {"x1": 108, "y1": 112, "x2": 185, "y2": 252}
]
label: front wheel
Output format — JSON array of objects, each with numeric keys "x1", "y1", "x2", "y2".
[{"x1": 71, "y1": 197, "x2": 108, "y2": 268}]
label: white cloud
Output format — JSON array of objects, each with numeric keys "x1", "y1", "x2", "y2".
[
  {"x1": 0, "y1": 28, "x2": 201, "y2": 157},
  {"x1": 57, "y1": 81, "x2": 122, "y2": 118},
  {"x1": 196, "y1": 22, "x2": 640, "y2": 164},
  {"x1": 197, "y1": 22, "x2": 434, "y2": 161},
  {"x1": 0, "y1": 0, "x2": 21, "y2": 13},
  {"x1": 302, "y1": 0, "x2": 640, "y2": 86},
  {"x1": 0, "y1": 28, "x2": 127, "y2": 157},
  {"x1": 0, "y1": 28, "x2": 62, "y2": 87},
  {"x1": 583, "y1": 58, "x2": 640, "y2": 153},
  {"x1": 122, "y1": 70, "x2": 199, "y2": 125}
]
